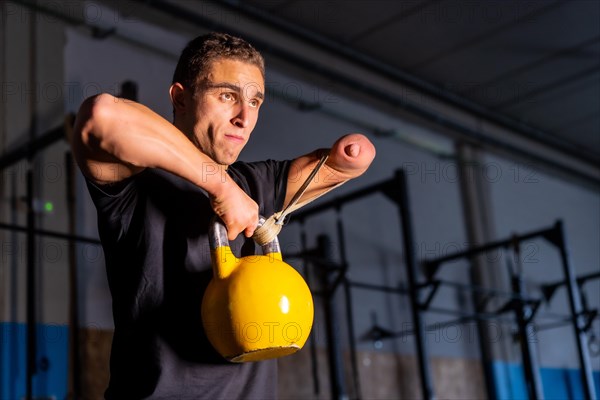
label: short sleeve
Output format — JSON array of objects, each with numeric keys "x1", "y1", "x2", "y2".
[{"x1": 85, "y1": 174, "x2": 141, "y2": 244}]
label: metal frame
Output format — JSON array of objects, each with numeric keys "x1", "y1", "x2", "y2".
[
  {"x1": 0, "y1": 117, "x2": 99, "y2": 400},
  {"x1": 289, "y1": 177, "x2": 598, "y2": 400},
  {"x1": 0, "y1": 121, "x2": 68, "y2": 400},
  {"x1": 289, "y1": 169, "x2": 434, "y2": 400},
  {"x1": 421, "y1": 221, "x2": 598, "y2": 400}
]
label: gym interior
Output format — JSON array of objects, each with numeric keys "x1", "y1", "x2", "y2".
[{"x1": 1, "y1": 1, "x2": 599, "y2": 399}]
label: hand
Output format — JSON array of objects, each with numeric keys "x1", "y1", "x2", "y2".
[
  {"x1": 327, "y1": 134, "x2": 376, "y2": 180},
  {"x1": 209, "y1": 178, "x2": 259, "y2": 241}
]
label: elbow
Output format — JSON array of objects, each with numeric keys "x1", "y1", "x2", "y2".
[
  {"x1": 73, "y1": 93, "x2": 116, "y2": 146},
  {"x1": 85, "y1": 93, "x2": 117, "y2": 126}
]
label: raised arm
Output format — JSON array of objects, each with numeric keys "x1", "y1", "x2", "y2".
[
  {"x1": 285, "y1": 133, "x2": 376, "y2": 207},
  {"x1": 71, "y1": 93, "x2": 258, "y2": 239}
]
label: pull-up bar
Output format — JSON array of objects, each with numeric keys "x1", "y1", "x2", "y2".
[
  {"x1": 541, "y1": 271, "x2": 600, "y2": 302},
  {"x1": 288, "y1": 170, "x2": 435, "y2": 400},
  {"x1": 420, "y1": 220, "x2": 597, "y2": 400},
  {"x1": 291, "y1": 177, "x2": 399, "y2": 220},
  {"x1": 421, "y1": 221, "x2": 564, "y2": 281}
]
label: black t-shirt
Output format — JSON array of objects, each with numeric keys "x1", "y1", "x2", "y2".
[{"x1": 86, "y1": 160, "x2": 291, "y2": 399}]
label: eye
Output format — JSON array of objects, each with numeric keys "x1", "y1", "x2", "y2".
[
  {"x1": 249, "y1": 99, "x2": 260, "y2": 108},
  {"x1": 219, "y1": 92, "x2": 236, "y2": 102}
]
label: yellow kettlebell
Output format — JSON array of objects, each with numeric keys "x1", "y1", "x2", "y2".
[{"x1": 201, "y1": 216, "x2": 314, "y2": 362}]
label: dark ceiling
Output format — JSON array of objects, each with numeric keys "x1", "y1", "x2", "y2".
[
  {"x1": 226, "y1": 0, "x2": 599, "y2": 166},
  {"x1": 11, "y1": 0, "x2": 598, "y2": 181}
]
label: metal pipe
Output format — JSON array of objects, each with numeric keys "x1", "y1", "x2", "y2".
[
  {"x1": 0, "y1": 123, "x2": 65, "y2": 170},
  {"x1": 422, "y1": 224, "x2": 558, "y2": 279},
  {"x1": 336, "y1": 210, "x2": 362, "y2": 399},
  {"x1": 395, "y1": 169, "x2": 435, "y2": 400},
  {"x1": 25, "y1": 169, "x2": 36, "y2": 400},
  {"x1": 576, "y1": 272, "x2": 600, "y2": 287},
  {"x1": 0, "y1": 222, "x2": 101, "y2": 245},
  {"x1": 317, "y1": 234, "x2": 348, "y2": 400},
  {"x1": 392, "y1": 316, "x2": 514, "y2": 339},
  {"x1": 292, "y1": 180, "x2": 392, "y2": 220},
  {"x1": 343, "y1": 277, "x2": 361, "y2": 399},
  {"x1": 510, "y1": 266, "x2": 545, "y2": 399},
  {"x1": 425, "y1": 306, "x2": 518, "y2": 324},
  {"x1": 432, "y1": 278, "x2": 537, "y2": 302},
  {"x1": 66, "y1": 151, "x2": 81, "y2": 399},
  {"x1": 555, "y1": 222, "x2": 597, "y2": 400},
  {"x1": 299, "y1": 221, "x2": 321, "y2": 396},
  {"x1": 542, "y1": 271, "x2": 600, "y2": 302},
  {"x1": 348, "y1": 281, "x2": 408, "y2": 295},
  {"x1": 25, "y1": 14, "x2": 38, "y2": 396}
]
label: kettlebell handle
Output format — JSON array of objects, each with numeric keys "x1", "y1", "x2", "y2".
[{"x1": 209, "y1": 216, "x2": 281, "y2": 256}]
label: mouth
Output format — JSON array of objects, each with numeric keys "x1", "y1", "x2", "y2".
[{"x1": 224, "y1": 134, "x2": 245, "y2": 144}]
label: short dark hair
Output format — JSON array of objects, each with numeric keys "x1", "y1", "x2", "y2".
[{"x1": 172, "y1": 32, "x2": 265, "y2": 93}]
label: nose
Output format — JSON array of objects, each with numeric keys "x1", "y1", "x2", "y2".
[{"x1": 231, "y1": 103, "x2": 249, "y2": 128}]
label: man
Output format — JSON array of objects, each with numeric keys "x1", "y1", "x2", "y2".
[{"x1": 72, "y1": 32, "x2": 375, "y2": 399}]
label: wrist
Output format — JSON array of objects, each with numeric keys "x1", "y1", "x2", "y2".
[{"x1": 198, "y1": 162, "x2": 230, "y2": 197}]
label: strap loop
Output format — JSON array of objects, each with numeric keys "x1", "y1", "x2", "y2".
[{"x1": 253, "y1": 153, "x2": 347, "y2": 245}]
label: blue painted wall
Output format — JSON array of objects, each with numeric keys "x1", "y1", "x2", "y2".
[
  {"x1": 0, "y1": 323, "x2": 68, "y2": 400},
  {"x1": 1, "y1": 325, "x2": 599, "y2": 398},
  {"x1": 493, "y1": 362, "x2": 600, "y2": 400}
]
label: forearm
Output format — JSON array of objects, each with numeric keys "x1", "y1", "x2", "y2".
[
  {"x1": 73, "y1": 93, "x2": 229, "y2": 196},
  {"x1": 285, "y1": 134, "x2": 376, "y2": 206},
  {"x1": 324, "y1": 134, "x2": 374, "y2": 180}
]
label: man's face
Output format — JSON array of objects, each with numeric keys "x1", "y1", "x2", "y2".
[{"x1": 186, "y1": 59, "x2": 265, "y2": 166}]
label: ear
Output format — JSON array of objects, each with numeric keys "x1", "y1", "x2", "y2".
[{"x1": 169, "y1": 82, "x2": 187, "y2": 114}]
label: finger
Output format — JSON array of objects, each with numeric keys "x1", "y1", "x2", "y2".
[
  {"x1": 244, "y1": 218, "x2": 258, "y2": 238},
  {"x1": 244, "y1": 226, "x2": 255, "y2": 238},
  {"x1": 227, "y1": 230, "x2": 239, "y2": 241}
]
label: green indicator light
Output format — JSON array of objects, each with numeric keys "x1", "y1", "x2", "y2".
[{"x1": 44, "y1": 202, "x2": 54, "y2": 212}]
